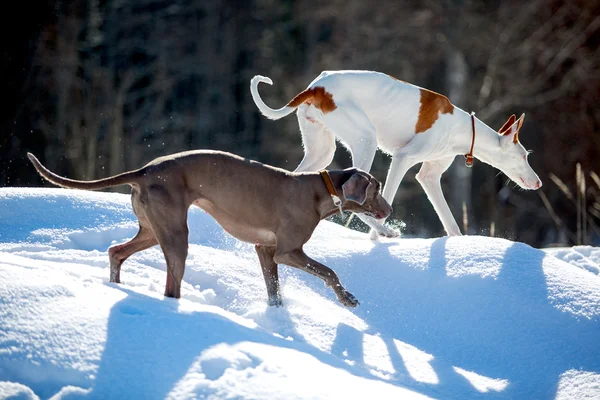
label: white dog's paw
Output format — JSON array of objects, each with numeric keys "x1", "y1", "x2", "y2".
[
  {"x1": 369, "y1": 225, "x2": 400, "y2": 240},
  {"x1": 381, "y1": 226, "x2": 401, "y2": 238}
]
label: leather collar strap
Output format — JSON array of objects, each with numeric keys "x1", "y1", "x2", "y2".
[
  {"x1": 464, "y1": 112, "x2": 476, "y2": 168},
  {"x1": 319, "y1": 170, "x2": 344, "y2": 217}
]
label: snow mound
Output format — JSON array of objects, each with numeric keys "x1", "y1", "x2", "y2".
[
  {"x1": 0, "y1": 188, "x2": 599, "y2": 399},
  {"x1": 544, "y1": 246, "x2": 600, "y2": 275}
]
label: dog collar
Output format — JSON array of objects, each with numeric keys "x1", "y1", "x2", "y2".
[
  {"x1": 319, "y1": 170, "x2": 344, "y2": 218},
  {"x1": 464, "y1": 112, "x2": 476, "y2": 167}
]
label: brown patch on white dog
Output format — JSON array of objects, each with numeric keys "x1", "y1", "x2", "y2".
[
  {"x1": 415, "y1": 89, "x2": 454, "y2": 134},
  {"x1": 287, "y1": 86, "x2": 337, "y2": 114}
]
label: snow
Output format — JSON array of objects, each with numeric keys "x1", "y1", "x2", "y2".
[
  {"x1": 0, "y1": 187, "x2": 599, "y2": 399},
  {"x1": 544, "y1": 246, "x2": 600, "y2": 275}
]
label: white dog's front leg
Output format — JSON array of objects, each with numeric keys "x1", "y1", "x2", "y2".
[
  {"x1": 416, "y1": 157, "x2": 462, "y2": 236},
  {"x1": 320, "y1": 106, "x2": 400, "y2": 238},
  {"x1": 346, "y1": 130, "x2": 387, "y2": 237},
  {"x1": 356, "y1": 213, "x2": 399, "y2": 239},
  {"x1": 364, "y1": 151, "x2": 417, "y2": 239}
]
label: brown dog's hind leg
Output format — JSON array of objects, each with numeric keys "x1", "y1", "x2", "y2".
[
  {"x1": 255, "y1": 245, "x2": 282, "y2": 306},
  {"x1": 143, "y1": 187, "x2": 190, "y2": 299},
  {"x1": 108, "y1": 225, "x2": 158, "y2": 283},
  {"x1": 274, "y1": 249, "x2": 359, "y2": 308},
  {"x1": 160, "y1": 231, "x2": 188, "y2": 299}
]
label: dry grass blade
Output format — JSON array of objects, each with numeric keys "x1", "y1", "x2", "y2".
[
  {"x1": 344, "y1": 213, "x2": 355, "y2": 228},
  {"x1": 538, "y1": 190, "x2": 578, "y2": 243},
  {"x1": 579, "y1": 164, "x2": 587, "y2": 245},
  {"x1": 590, "y1": 171, "x2": 600, "y2": 190},
  {"x1": 587, "y1": 216, "x2": 600, "y2": 237},
  {"x1": 538, "y1": 190, "x2": 562, "y2": 229},
  {"x1": 576, "y1": 163, "x2": 582, "y2": 244},
  {"x1": 590, "y1": 207, "x2": 600, "y2": 221},
  {"x1": 462, "y1": 201, "x2": 468, "y2": 234},
  {"x1": 549, "y1": 173, "x2": 574, "y2": 203}
]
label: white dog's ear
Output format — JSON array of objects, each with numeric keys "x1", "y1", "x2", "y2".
[
  {"x1": 500, "y1": 113, "x2": 525, "y2": 145},
  {"x1": 498, "y1": 114, "x2": 516, "y2": 135},
  {"x1": 516, "y1": 113, "x2": 525, "y2": 132},
  {"x1": 342, "y1": 173, "x2": 371, "y2": 205}
]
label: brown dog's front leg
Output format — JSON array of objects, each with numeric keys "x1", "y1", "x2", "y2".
[
  {"x1": 255, "y1": 245, "x2": 282, "y2": 306},
  {"x1": 274, "y1": 249, "x2": 359, "y2": 308}
]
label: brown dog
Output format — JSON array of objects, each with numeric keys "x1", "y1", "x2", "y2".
[{"x1": 28, "y1": 150, "x2": 392, "y2": 307}]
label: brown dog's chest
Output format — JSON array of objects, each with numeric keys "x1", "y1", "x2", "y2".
[{"x1": 193, "y1": 199, "x2": 277, "y2": 246}]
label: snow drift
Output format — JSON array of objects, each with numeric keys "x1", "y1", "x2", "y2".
[{"x1": 0, "y1": 188, "x2": 599, "y2": 399}]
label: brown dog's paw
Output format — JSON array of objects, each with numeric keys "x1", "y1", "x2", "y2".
[
  {"x1": 109, "y1": 271, "x2": 120, "y2": 284},
  {"x1": 337, "y1": 289, "x2": 360, "y2": 308},
  {"x1": 268, "y1": 296, "x2": 283, "y2": 307}
]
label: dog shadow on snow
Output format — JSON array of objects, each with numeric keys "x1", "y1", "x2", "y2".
[
  {"x1": 77, "y1": 236, "x2": 600, "y2": 399},
  {"x1": 83, "y1": 284, "x2": 421, "y2": 399},
  {"x1": 328, "y1": 237, "x2": 600, "y2": 399},
  {"x1": 85, "y1": 287, "x2": 279, "y2": 399}
]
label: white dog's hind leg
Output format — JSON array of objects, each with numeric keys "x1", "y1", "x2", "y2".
[
  {"x1": 416, "y1": 157, "x2": 462, "y2": 236},
  {"x1": 294, "y1": 110, "x2": 336, "y2": 172}
]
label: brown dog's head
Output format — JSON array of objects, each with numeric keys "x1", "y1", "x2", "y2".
[{"x1": 340, "y1": 168, "x2": 393, "y2": 220}]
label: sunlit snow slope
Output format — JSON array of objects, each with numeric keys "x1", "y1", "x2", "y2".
[{"x1": 0, "y1": 188, "x2": 599, "y2": 400}]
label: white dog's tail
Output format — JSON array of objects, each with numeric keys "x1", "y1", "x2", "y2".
[{"x1": 250, "y1": 75, "x2": 299, "y2": 120}]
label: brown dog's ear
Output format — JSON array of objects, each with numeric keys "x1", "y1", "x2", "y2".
[{"x1": 342, "y1": 173, "x2": 371, "y2": 205}]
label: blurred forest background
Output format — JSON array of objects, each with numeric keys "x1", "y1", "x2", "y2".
[{"x1": 1, "y1": 0, "x2": 599, "y2": 248}]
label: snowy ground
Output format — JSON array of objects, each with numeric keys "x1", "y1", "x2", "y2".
[
  {"x1": 0, "y1": 188, "x2": 599, "y2": 400},
  {"x1": 543, "y1": 246, "x2": 600, "y2": 276}
]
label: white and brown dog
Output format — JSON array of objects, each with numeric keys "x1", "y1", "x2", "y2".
[{"x1": 251, "y1": 70, "x2": 541, "y2": 238}]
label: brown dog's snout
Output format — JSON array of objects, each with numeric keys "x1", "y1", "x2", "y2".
[
  {"x1": 382, "y1": 200, "x2": 393, "y2": 218},
  {"x1": 372, "y1": 195, "x2": 393, "y2": 220},
  {"x1": 381, "y1": 200, "x2": 393, "y2": 219}
]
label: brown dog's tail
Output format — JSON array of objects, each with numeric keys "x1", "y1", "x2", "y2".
[{"x1": 27, "y1": 153, "x2": 141, "y2": 191}]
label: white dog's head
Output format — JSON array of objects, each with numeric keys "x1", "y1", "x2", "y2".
[{"x1": 494, "y1": 114, "x2": 542, "y2": 190}]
